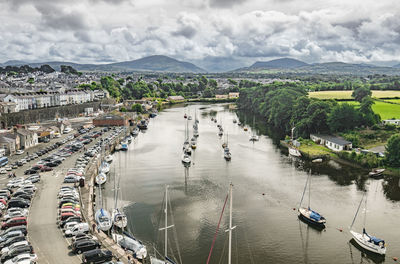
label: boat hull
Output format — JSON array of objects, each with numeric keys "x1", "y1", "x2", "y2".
[
  {"x1": 289, "y1": 147, "x2": 302, "y2": 157},
  {"x1": 298, "y1": 207, "x2": 326, "y2": 228},
  {"x1": 350, "y1": 230, "x2": 386, "y2": 255}
]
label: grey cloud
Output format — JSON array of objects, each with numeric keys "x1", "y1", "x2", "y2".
[
  {"x1": 209, "y1": 0, "x2": 247, "y2": 8},
  {"x1": 34, "y1": 4, "x2": 88, "y2": 31}
]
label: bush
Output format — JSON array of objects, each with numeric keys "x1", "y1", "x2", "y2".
[
  {"x1": 371, "y1": 124, "x2": 380, "y2": 130},
  {"x1": 120, "y1": 107, "x2": 127, "y2": 112}
]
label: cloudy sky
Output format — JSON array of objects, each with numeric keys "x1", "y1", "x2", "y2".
[{"x1": 1, "y1": 0, "x2": 400, "y2": 70}]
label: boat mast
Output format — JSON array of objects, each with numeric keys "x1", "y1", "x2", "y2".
[
  {"x1": 226, "y1": 184, "x2": 236, "y2": 264},
  {"x1": 308, "y1": 171, "x2": 311, "y2": 209},
  {"x1": 363, "y1": 194, "x2": 367, "y2": 230},
  {"x1": 159, "y1": 185, "x2": 174, "y2": 260},
  {"x1": 350, "y1": 193, "x2": 365, "y2": 230}
]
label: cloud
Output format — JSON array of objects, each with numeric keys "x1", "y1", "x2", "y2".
[{"x1": 1, "y1": 0, "x2": 400, "y2": 69}]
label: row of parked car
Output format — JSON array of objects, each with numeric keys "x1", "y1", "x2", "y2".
[{"x1": 0, "y1": 175, "x2": 39, "y2": 263}]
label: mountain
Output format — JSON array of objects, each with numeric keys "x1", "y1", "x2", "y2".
[
  {"x1": 393, "y1": 63, "x2": 400, "y2": 68},
  {"x1": 250, "y1": 58, "x2": 309, "y2": 69},
  {"x1": 235, "y1": 59, "x2": 400, "y2": 75},
  {"x1": 0, "y1": 55, "x2": 206, "y2": 73}
]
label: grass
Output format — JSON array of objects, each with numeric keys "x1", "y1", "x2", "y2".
[
  {"x1": 298, "y1": 140, "x2": 333, "y2": 156},
  {"x1": 309, "y1": 90, "x2": 400, "y2": 100},
  {"x1": 338, "y1": 100, "x2": 400, "y2": 119}
]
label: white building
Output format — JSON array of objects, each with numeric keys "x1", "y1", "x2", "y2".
[
  {"x1": 310, "y1": 134, "x2": 352, "y2": 152},
  {"x1": 383, "y1": 119, "x2": 400, "y2": 126}
]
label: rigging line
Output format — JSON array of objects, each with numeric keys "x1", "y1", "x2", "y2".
[
  {"x1": 218, "y1": 232, "x2": 229, "y2": 264},
  {"x1": 155, "y1": 192, "x2": 166, "y2": 246},
  {"x1": 168, "y1": 195, "x2": 183, "y2": 264},
  {"x1": 206, "y1": 193, "x2": 229, "y2": 264},
  {"x1": 299, "y1": 174, "x2": 309, "y2": 208},
  {"x1": 350, "y1": 193, "x2": 365, "y2": 230},
  {"x1": 243, "y1": 228, "x2": 255, "y2": 264},
  {"x1": 235, "y1": 227, "x2": 239, "y2": 264}
]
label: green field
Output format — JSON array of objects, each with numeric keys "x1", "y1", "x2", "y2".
[
  {"x1": 309, "y1": 90, "x2": 400, "y2": 100},
  {"x1": 339, "y1": 100, "x2": 400, "y2": 119}
]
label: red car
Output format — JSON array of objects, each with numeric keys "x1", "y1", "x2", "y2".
[
  {"x1": 1, "y1": 217, "x2": 27, "y2": 229},
  {"x1": 0, "y1": 199, "x2": 7, "y2": 206},
  {"x1": 41, "y1": 166, "x2": 53, "y2": 172}
]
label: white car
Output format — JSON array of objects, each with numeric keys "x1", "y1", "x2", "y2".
[
  {"x1": 16, "y1": 150, "x2": 24, "y2": 155},
  {"x1": 1, "y1": 240, "x2": 30, "y2": 254},
  {"x1": 0, "y1": 168, "x2": 7, "y2": 174},
  {"x1": 20, "y1": 159, "x2": 27, "y2": 164},
  {"x1": 4, "y1": 253, "x2": 37, "y2": 264},
  {"x1": 63, "y1": 221, "x2": 79, "y2": 232},
  {"x1": 7, "y1": 178, "x2": 24, "y2": 188},
  {"x1": 4, "y1": 166, "x2": 12, "y2": 171},
  {"x1": 4, "y1": 208, "x2": 28, "y2": 220}
]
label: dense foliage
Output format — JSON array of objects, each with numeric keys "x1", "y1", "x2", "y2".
[
  {"x1": 385, "y1": 134, "x2": 400, "y2": 167},
  {"x1": 237, "y1": 82, "x2": 380, "y2": 137},
  {"x1": 0, "y1": 64, "x2": 55, "y2": 74}
]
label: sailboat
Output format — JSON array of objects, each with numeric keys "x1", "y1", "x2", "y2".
[
  {"x1": 298, "y1": 172, "x2": 326, "y2": 228},
  {"x1": 95, "y1": 186, "x2": 112, "y2": 231},
  {"x1": 100, "y1": 162, "x2": 110, "y2": 174},
  {"x1": 105, "y1": 155, "x2": 113, "y2": 163},
  {"x1": 190, "y1": 136, "x2": 197, "y2": 149},
  {"x1": 350, "y1": 193, "x2": 386, "y2": 255},
  {"x1": 249, "y1": 117, "x2": 259, "y2": 141},
  {"x1": 289, "y1": 127, "x2": 301, "y2": 157},
  {"x1": 111, "y1": 164, "x2": 128, "y2": 229},
  {"x1": 96, "y1": 172, "x2": 107, "y2": 185},
  {"x1": 183, "y1": 120, "x2": 191, "y2": 155},
  {"x1": 131, "y1": 127, "x2": 139, "y2": 137},
  {"x1": 181, "y1": 153, "x2": 191, "y2": 164},
  {"x1": 150, "y1": 186, "x2": 181, "y2": 264}
]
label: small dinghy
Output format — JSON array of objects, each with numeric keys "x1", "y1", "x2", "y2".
[{"x1": 368, "y1": 168, "x2": 385, "y2": 178}]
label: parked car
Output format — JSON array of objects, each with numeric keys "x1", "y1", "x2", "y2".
[
  {"x1": 72, "y1": 239, "x2": 100, "y2": 254},
  {"x1": 3, "y1": 253, "x2": 37, "y2": 264},
  {"x1": 15, "y1": 150, "x2": 24, "y2": 155},
  {"x1": 81, "y1": 249, "x2": 113, "y2": 263},
  {"x1": 0, "y1": 231, "x2": 24, "y2": 243},
  {"x1": 7, "y1": 199, "x2": 30, "y2": 209},
  {"x1": 1, "y1": 217, "x2": 27, "y2": 230},
  {"x1": 0, "y1": 234, "x2": 26, "y2": 249},
  {"x1": 1, "y1": 240, "x2": 30, "y2": 255},
  {"x1": 65, "y1": 223, "x2": 89, "y2": 237},
  {"x1": 0, "y1": 244, "x2": 34, "y2": 262}
]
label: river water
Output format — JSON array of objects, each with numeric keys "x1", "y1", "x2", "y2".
[{"x1": 102, "y1": 103, "x2": 400, "y2": 264}]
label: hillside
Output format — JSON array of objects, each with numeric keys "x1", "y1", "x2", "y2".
[
  {"x1": 0, "y1": 55, "x2": 206, "y2": 73},
  {"x1": 250, "y1": 58, "x2": 308, "y2": 69}
]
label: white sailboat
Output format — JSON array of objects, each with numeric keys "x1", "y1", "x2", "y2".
[
  {"x1": 101, "y1": 162, "x2": 110, "y2": 174},
  {"x1": 150, "y1": 186, "x2": 181, "y2": 264},
  {"x1": 298, "y1": 172, "x2": 326, "y2": 228},
  {"x1": 181, "y1": 154, "x2": 191, "y2": 164},
  {"x1": 183, "y1": 120, "x2": 191, "y2": 155},
  {"x1": 350, "y1": 193, "x2": 386, "y2": 255},
  {"x1": 249, "y1": 117, "x2": 259, "y2": 141},
  {"x1": 112, "y1": 165, "x2": 128, "y2": 229},
  {"x1": 289, "y1": 127, "x2": 301, "y2": 157},
  {"x1": 95, "y1": 186, "x2": 112, "y2": 231},
  {"x1": 105, "y1": 155, "x2": 113, "y2": 163},
  {"x1": 95, "y1": 172, "x2": 107, "y2": 185}
]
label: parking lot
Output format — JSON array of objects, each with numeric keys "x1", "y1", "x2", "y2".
[{"x1": 0, "y1": 124, "x2": 117, "y2": 263}]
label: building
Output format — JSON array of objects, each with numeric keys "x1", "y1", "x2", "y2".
[
  {"x1": 215, "y1": 94, "x2": 229, "y2": 99},
  {"x1": 93, "y1": 114, "x2": 128, "y2": 127},
  {"x1": 383, "y1": 119, "x2": 400, "y2": 126},
  {"x1": 0, "y1": 133, "x2": 20, "y2": 155},
  {"x1": 228, "y1": 92, "x2": 240, "y2": 99},
  {"x1": 16, "y1": 129, "x2": 39, "y2": 150},
  {"x1": 0, "y1": 102, "x2": 17, "y2": 114},
  {"x1": 167, "y1": 96, "x2": 184, "y2": 102},
  {"x1": 310, "y1": 134, "x2": 352, "y2": 151}
]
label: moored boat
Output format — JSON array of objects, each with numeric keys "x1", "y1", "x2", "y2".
[
  {"x1": 368, "y1": 168, "x2": 385, "y2": 178},
  {"x1": 95, "y1": 208, "x2": 112, "y2": 231},
  {"x1": 112, "y1": 233, "x2": 147, "y2": 260},
  {"x1": 181, "y1": 154, "x2": 191, "y2": 164},
  {"x1": 112, "y1": 208, "x2": 128, "y2": 229},
  {"x1": 95, "y1": 173, "x2": 107, "y2": 185},
  {"x1": 121, "y1": 144, "x2": 128, "y2": 151},
  {"x1": 105, "y1": 155, "x2": 113, "y2": 163}
]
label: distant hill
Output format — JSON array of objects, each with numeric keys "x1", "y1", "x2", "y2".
[
  {"x1": 235, "y1": 59, "x2": 400, "y2": 75},
  {"x1": 250, "y1": 58, "x2": 308, "y2": 69},
  {"x1": 1, "y1": 55, "x2": 206, "y2": 73},
  {"x1": 393, "y1": 63, "x2": 400, "y2": 68}
]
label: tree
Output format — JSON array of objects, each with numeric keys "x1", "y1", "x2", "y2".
[
  {"x1": 385, "y1": 134, "x2": 400, "y2": 167},
  {"x1": 359, "y1": 96, "x2": 380, "y2": 126},
  {"x1": 131, "y1": 103, "x2": 143, "y2": 113},
  {"x1": 352, "y1": 86, "x2": 371, "y2": 102},
  {"x1": 328, "y1": 103, "x2": 360, "y2": 132}
]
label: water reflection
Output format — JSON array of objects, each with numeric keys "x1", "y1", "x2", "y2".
[
  {"x1": 349, "y1": 239, "x2": 385, "y2": 264},
  {"x1": 382, "y1": 176, "x2": 400, "y2": 201}
]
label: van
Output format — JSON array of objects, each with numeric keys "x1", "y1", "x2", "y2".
[
  {"x1": 65, "y1": 223, "x2": 89, "y2": 237},
  {"x1": 81, "y1": 249, "x2": 112, "y2": 263}
]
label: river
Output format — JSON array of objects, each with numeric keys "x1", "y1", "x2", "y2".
[{"x1": 102, "y1": 103, "x2": 400, "y2": 264}]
